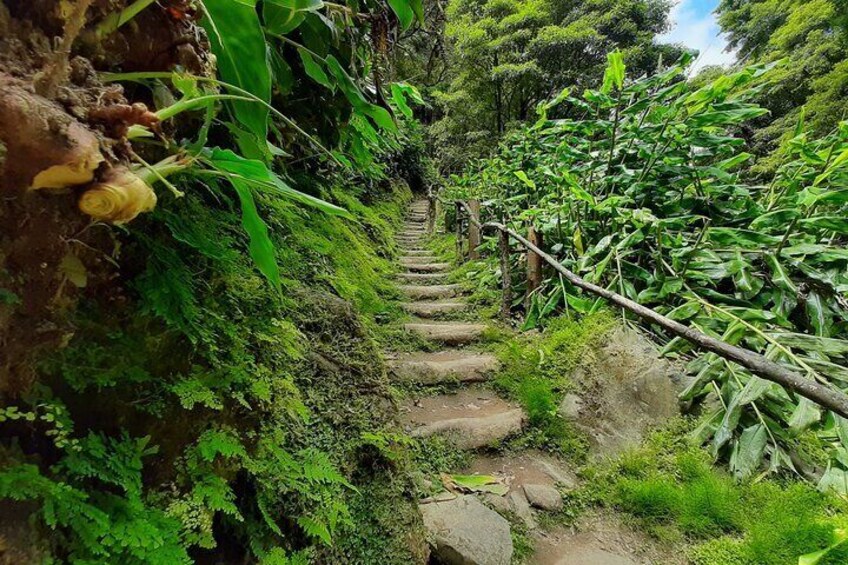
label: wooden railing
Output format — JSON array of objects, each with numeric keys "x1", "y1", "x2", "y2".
[{"x1": 428, "y1": 193, "x2": 848, "y2": 418}]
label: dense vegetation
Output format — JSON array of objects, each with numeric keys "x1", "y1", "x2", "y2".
[
  {"x1": 2, "y1": 0, "x2": 848, "y2": 562},
  {"x1": 445, "y1": 53, "x2": 848, "y2": 484},
  {"x1": 0, "y1": 0, "x2": 430, "y2": 561}
]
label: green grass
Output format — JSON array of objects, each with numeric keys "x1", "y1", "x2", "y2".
[
  {"x1": 575, "y1": 424, "x2": 848, "y2": 565},
  {"x1": 490, "y1": 311, "x2": 616, "y2": 458}
]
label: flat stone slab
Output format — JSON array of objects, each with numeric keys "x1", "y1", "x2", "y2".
[
  {"x1": 388, "y1": 351, "x2": 498, "y2": 384},
  {"x1": 400, "y1": 255, "x2": 440, "y2": 264},
  {"x1": 463, "y1": 452, "x2": 578, "y2": 494},
  {"x1": 404, "y1": 321, "x2": 485, "y2": 344},
  {"x1": 402, "y1": 301, "x2": 467, "y2": 318},
  {"x1": 403, "y1": 388, "x2": 524, "y2": 448},
  {"x1": 400, "y1": 284, "x2": 462, "y2": 300},
  {"x1": 400, "y1": 249, "x2": 437, "y2": 257},
  {"x1": 402, "y1": 262, "x2": 452, "y2": 273},
  {"x1": 411, "y1": 409, "x2": 525, "y2": 449},
  {"x1": 420, "y1": 495, "x2": 513, "y2": 565},
  {"x1": 396, "y1": 272, "x2": 450, "y2": 284}
]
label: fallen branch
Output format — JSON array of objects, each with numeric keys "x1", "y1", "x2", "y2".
[{"x1": 452, "y1": 200, "x2": 848, "y2": 418}]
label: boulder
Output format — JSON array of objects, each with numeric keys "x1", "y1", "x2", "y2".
[
  {"x1": 420, "y1": 495, "x2": 513, "y2": 565},
  {"x1": 523, "y1": 483, "x2": 563, "y2": 511}
]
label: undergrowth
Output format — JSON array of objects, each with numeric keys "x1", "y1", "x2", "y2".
[
  {"x1": 0, "y1": 179, "x2": 428, "y2": 563},
  {"x1": 573, "y1": 422, "x2": 848, "y2": 565},
  {"x1": 493, "y1": 312, "x2": 616, "y2": 459}
]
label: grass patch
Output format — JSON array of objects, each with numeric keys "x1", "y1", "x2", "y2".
[
  {"x1": 491, "y1": 311, "x2": 616, "y2": 458},
  {"x1": 577, "y1": 423, "x2": 848, "y2": 565}
]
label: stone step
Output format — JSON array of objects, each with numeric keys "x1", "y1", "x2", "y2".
[
  {"x1": 404, "y1": 321, "x2": 486, "y2": 344},
  {"x1": 400, "y1": 255, "x2": 440, "y2": 264},
  {"x1": 402, "y1": 388, "x2": 525, "y2": 449},
  {"x1": 388, "y1": 351, "x2": 498, "y2": 384},
  {"x1": 402, "y1": 300, "x2": 467, "y2": 318},
  {"x1": 402, "y1": 262, "x2": 451, "y2": 274},
  {"x1": 400, "y1": 249, "x2": 437, "y2": 257},
  {"x1": 399, "y1": 284, "x2": 462, "y2": 300},
  {"x1": 396, "y1": 272, "x2": 450, "y2": 284}
]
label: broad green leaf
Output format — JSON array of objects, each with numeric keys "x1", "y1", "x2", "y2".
[
  {"x1": 813, "y1": 148, "x2": 848, "y2": 186},
  {"x1": 800, "y1": 216, "x2": 848, "y2": 235},
  {"x1": 444, "y1": 474, "x2": 509, "y2": 495},
  {"x1": 789, "y1": 397, "x2": 821, "y2": 433},
  {"x1": 514, "y1": 170, "x2": 536, "y2": 189},
  {"x1": 729, "y1": 424, "x2": 767, "y2": 479},
  {"x1": 208, "y1": 149, "x2": 352, "y2": 219},
  {"x1": 361, "y1": 105, "x2": 397, "y2": 133},
  {"x1": 324, "y1": 55, "x2": 367, "y2": 107},
  {"x1": 817, "y1": 466, "x2": 848, "y2": 496},
  {"x1": 201, "y1": 0, "x2": 271, "y2": 155},
  {"x1": 391, "y1": 83, "x2": 415, "y2": 118},
  {"x1": 764, "y1": 253, "x2": 797, "y2": 293},
  {"x1": 227, "y1": 174, "x2": 282, "y2": 295},
  {"x1": 805, "y1": 291, "x2": 829, "y2": 336},
  {"x1": 297, "y1": 47, "x2": 334, "y2": 91},
  {"x1": 387, "y1": 0, "x2": 414, "y2": 30},
  {"x1": 601, "y1": 50, "x2": 625, "y2": 94},
  {"x1": 263, "y1": 0, "x2": 323, "y2": 34}
]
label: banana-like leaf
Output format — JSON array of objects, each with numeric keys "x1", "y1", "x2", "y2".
[
  {"x1": 208, "y1": 149, "x2": 352, "y2": 219},
  {"x1": 263, "y1": 0, "x2": 323, "y2": 34},
  {"x1": 201, "y1": 0, "x2": 272, "y2": 154},
  {"x1": 730, "y1": 424, "x2": 767, "y2": 479}
]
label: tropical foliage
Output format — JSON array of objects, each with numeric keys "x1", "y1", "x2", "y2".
[
  {"x1": 0, "y1": 0, "x2": 430, "y2": 562},
  {"x1": 446, "y1": 52, "x2": 848, "y2": 484}
]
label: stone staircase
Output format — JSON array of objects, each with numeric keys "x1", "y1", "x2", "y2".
[
  {"x1": 386, "y1": 200, "x2": 575, "y2": 565},
  {"x1": 386, "y1": 200, "x2": 671, "y2": 565}
]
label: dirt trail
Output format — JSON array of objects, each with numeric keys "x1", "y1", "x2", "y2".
[{"x1": 387, "y1": 200, "x2": 682, "y2": 565}]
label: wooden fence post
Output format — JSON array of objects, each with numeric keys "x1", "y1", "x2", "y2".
[
  {"x1": 499, "y1": 230, "x2": 512, "y2": 321},
  {"x1": 454, "y1": 201, "x2": 464, "y2": 262},
  {"x1": 525, "y1": 225, "x2": 543, "y2": 306},
  {"x1": 427, "y1": 193, "x2": 436, "y2": 234},
  {"x1": 468, "y1": 199, "x2": 481, "y2": 259}
]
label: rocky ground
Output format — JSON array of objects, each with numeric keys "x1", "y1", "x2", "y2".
[{"x1": 386, "y1": 200, "x2": 687, "y2": 565}]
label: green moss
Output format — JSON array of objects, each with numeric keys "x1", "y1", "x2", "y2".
[
  {"x1": 488, "y1": 311, "x2": 614, "y2": 458},
  {"x1": 408, "y1": 435, "x2": 471, "y2": 479}
]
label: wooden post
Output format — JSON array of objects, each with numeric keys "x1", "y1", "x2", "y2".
[
  {"x1": 525, "y1": 225, "x2": 543, "y2": 306},
  {"x1": 468, "y1": 199, "x2": 481, "y2": 259},
  {"x1": 454, "y1": 201, "x2": 464, "y2": 262},
  {"x1": 499, "y1": 229, "x2": 512, "y2": 321},
  {"x1": 427, "y1": 193, "x2": 436, "y2": 234}
]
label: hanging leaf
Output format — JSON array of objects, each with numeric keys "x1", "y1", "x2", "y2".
[
  {"x1": 200, "y1": 0, "x2": 272, "y2": 155},
  {"x1": 297, "y1": 47, "x2": 334, "y2": 91},
  {"x1": 729, "y1": 424, "x2": 767, "y2": 480},
  {"x1": 207, "y1": 149, "x2": 352, "y2": 219},
  {"x1": 263, "y1": 0, "x2": 323, "y2": 34},
  {"x1": 386, "y1": 0, "x2": 414, "y2": 30}
]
